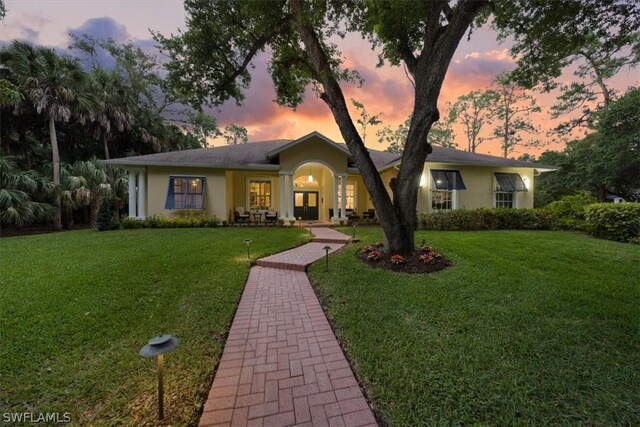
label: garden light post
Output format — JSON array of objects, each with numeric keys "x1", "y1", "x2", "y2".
[
  {"x1": 352, "y1": 223, "x2": 357, "y2": 239},
  {"x1": 308, "y1": 222, "x2": 313, "y2": 239},
  {"x1": 139, "y1": 335, "x2": 180, "y2": 421},
  {"x1": 244, "y1": 238, "x2": 252, "y2": 259},
  {"x1": 323, "y1": 245, "x2": 331, "y2": 272}
]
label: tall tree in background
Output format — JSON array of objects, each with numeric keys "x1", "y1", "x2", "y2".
[
  {"x1": 157, "y1": 0, "x2": 640, "y2": 254},
  {"x1": 449, "y1": 90, "x2": 498, "y2": 152},
  {"x1": 376, "y1": 114, "x2": 410, "y2": 154},
  {"x1": 427, "y1": 117, "x2": 456, "y2": 149},
  {"x1": 90, "y1": 69, "x2": 134, "y2": 159},
  {"x1": 351, "y1": 98, "x2": 382, "y2": 144},
  {"x1": 547, "y1": 32, "x2": 639, "y2": 137},
  {"x1": 223, "y1": 124, "x2": 248, "y2": 145},
  {"x1": 491, "y1": 73, "x2": 541, "y2": 158},
  {"x1": 2, "y1": 41, "x2": 93, "y2": 229}
]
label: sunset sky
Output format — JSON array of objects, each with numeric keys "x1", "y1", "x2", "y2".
[{"x1": 2, "y1": 0, "x2": 638, "y2": 157}]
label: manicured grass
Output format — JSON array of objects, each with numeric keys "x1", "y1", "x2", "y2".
[
  {"x1": 0, "y1": 227, "x2": 307, "y2": 425},
  {"x1": 308, "y1": 228, "x2": 640, "y2": 426}
]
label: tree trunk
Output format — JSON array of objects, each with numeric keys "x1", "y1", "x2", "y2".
[
  {"x1": 49, "y1": 116, "x2": 63, "y2": 230},
  {"x1": 103, "y1": 134, "x2": 110, "y2": 160},
  {"x1": 291, "y1": 0, "x2": 487, "y2": 253},
  {"x1": 19, "y1": 126, "x2": 31, "y2": 170}
]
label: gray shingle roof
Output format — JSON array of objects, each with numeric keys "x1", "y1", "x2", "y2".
[{"x1": 106, "y1": 138, "x2": 557, "y2": 171}]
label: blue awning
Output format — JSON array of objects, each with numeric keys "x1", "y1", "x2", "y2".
[
  {"x1": 430, "y1": 169, "x2": 466, "y2": 190},
  {"x1": 494, "y1": 172, "x2": 527, "y2": 192}
]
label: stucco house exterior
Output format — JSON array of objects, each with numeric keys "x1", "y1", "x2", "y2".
[{"x1": 106, "y1": 131, "x2": 556, "y2": 223}]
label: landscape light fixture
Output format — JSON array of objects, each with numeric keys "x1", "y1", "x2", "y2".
[
  {"x1": 244, "y1": 238, "x2": 252, "y2": 259},
  {"x1": 308, "y1": 222, "x2": 313, "y2": 239},
  {"x1": 139, "y1": 335, "x2": 180, "y2": 421},
  {"x1": 323, "y1": 245, "x2": 332, "y2": 271},
  {"x1": 352, "y1": 223, "x2": 357, "y2": 239}
]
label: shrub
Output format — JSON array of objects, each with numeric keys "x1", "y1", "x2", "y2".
[
  {"x1": 585, "y1": 203, "x2": 640, "y2": 243},
  {"x1": 118, "y1": 214, "x2": 222, "y2": 230},
  {"x1": 419, "y1": 208, "x2": 555, "y2": 231},
  {"x1": 95, "y1": 198, "x2": 116, "y2": 231},
  {"x1": 545, "y1": 191, "x2": 597, "y2": 230}
]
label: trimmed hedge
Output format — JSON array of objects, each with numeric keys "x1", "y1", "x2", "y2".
[
  {"x1": 419, "y1": 208, "x2": 556, "y2": 231},
  {"x1": 544, "y1": 192, "x2": 597, "y2": 231},
  {"x1": 585, "y1": 203, "x2": 640, "y2": 243},
  {"x1": 118, "y1": 213, "x2": 222, "y2": 229}
]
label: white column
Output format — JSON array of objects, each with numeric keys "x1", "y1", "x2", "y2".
[
  {"x1": 287, "y1": 174, "x2": 294, "y2": 220},
  {"x1": 340, "y1": 175, "x2": 347, "y2": 219},
  {"x1": 279, "y1": 173, "x2": 286, "y2": 220},
  {"x1": 452, "y1": 190, "x2": 458, "y2": 210},
  {"x1": 128, "y1": 171, "x2": 137, "y2": 218},
  {"x1": 137, "y1": 169, "x2": 146, "y2": 219},
  {"x1": 331, "y1": 174, "x2": 340, "y2": 219}
]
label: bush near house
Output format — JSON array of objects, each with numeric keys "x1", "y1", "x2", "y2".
[
  {"x1": 117, "y1": 213, "x2": 222, "y2": 229},
  {"x1": 585, "y1": 203, "x2": 640, "y2": 243},
  {"x1": 545, "y1": 192, "x2": 598, "y2": 231},
  {"x1": 419, "y1": 208, "x2": 555, "y2": 231}
]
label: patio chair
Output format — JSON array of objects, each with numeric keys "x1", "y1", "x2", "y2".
[
  {"x1": 234, "y1": 207, "x2": 250, "y2": 225},
  {"x1": 265, "y1": 207, "x2": 278, "y2": 224}
]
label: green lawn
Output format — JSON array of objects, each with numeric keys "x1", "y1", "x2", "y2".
[
  {"x1": 308, "y1": 229, "x2": 640, "y2": 426},
  {"x1": 0, "y1": 227, "x2": 307, "y2": 426}
]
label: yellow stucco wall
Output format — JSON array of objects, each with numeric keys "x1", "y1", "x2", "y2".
[
  {"x1": 146, "y1": 166, "x2": 227, "y2": 219},
  {"x1": 418, "y1": 163, "x2": 534, "y2": 212},
  {"x1": 142, "y1": 145, "x2": 536, "y2": 222}
]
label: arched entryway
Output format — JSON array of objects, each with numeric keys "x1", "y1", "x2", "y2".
[{"x1": 279, "y1": 160, "x2": 349, "y2": 222}]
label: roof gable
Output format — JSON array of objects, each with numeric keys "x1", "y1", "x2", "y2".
[{"x1": 265, "y1": 131, "x2": 352, "y2": 160}]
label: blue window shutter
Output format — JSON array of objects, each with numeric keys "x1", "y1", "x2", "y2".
[
  {"x1": 495, "y1": 173, "x2": 527, "y2": 192},
  {"x1": 430, "y1": 170, "x2": 466, "y2": 190},
  {"x1": 199, "y1": 178, "x2": 206, "y2": 209},
  {"x1": 165, "y1": 177, "x2": 176, "y2": 209}
]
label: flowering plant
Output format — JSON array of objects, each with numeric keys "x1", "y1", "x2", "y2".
[
  {"x1": 367, "y1": 250, "x2": 381, "y2": 261},
  {"x1": 361, "y1": 245, "x2": 374, "y2": 253},
  {"x1": 390, "y1": 254, "x2": 406, "y2": 265},
  {"x1": 420, "y1": 253, "x2": 433, "y2": 264}
]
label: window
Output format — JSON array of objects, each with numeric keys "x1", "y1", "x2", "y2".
[
  {"x1": 338, "y1": 182, "x2": 356, "y2": 210},
  {"x1": 495, "y1": 191, "x2": 514, "y2": 208},
  {"x1": 429, "y1": 170, "x2": 464, "y2": 211},
  {"x1": 493, "y1": 173, "x2": 526, "y2": 209},
  {"x1": 165, "y1": 177, "x2": 205, "y2": 209},
  {"x1": 249, "y1": 180, "x2": 271, "y2": 210},
  {"x1": 432, "y1": 190, "x2": 453, "y2": 210}
]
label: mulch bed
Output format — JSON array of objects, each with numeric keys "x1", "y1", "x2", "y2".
[{"x1": 356, "y1": 245, "x2": 451, "y2": 274}]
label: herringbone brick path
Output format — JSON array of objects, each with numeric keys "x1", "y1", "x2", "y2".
[{"x1": 199, "y1": 229, "x2": 377, "y2": 427}]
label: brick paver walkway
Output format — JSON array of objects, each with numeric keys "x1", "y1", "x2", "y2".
[{"x1": 199, "y1": 228, "x2": 377, "y2": 427}]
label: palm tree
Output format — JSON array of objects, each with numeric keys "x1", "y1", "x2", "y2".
[
  {"x1": 2, "y1": 41, "x2": 94, "y2": 229},
  {"x1": 90, "y1": 69, "x2": 134, "y2": 159},
  {"x1": 0, "y1": 156, "x2": 54, "y2": 227},
  {"x1": 59, "y1": 159, "x2": 128, "y2": 226}
]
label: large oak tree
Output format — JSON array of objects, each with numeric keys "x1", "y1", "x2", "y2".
[{"x1": 157, "y1": 0, "x2": 639, "y2": 254}]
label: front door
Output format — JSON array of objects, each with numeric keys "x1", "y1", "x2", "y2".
[{"x1": 293, "y1": 191, "x2": 319, "y2": 220}]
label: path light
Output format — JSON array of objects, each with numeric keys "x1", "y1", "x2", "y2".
[
  {"x1": 323, "y1": 245, "x2": 332, "y2": 272},
  {"x1": 298, "y1": 216, "x2": 302, "y2": 227},
  {"x1": 308, "y1": 222, "x2": 313, "y2": 239},
  {"x1": 139, "y1": 335, "x2": 180, "y2": 421},
  {"x1": 243, "y1": 238, "x2": 252, "y2": 259},
  {"x1": 352, "y1": 223, "x2": 357, "y2": 239}
]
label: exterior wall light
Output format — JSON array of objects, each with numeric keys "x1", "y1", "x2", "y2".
[{"x1": 139, "y1": 335, "x2": 180, "y2": 421}]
